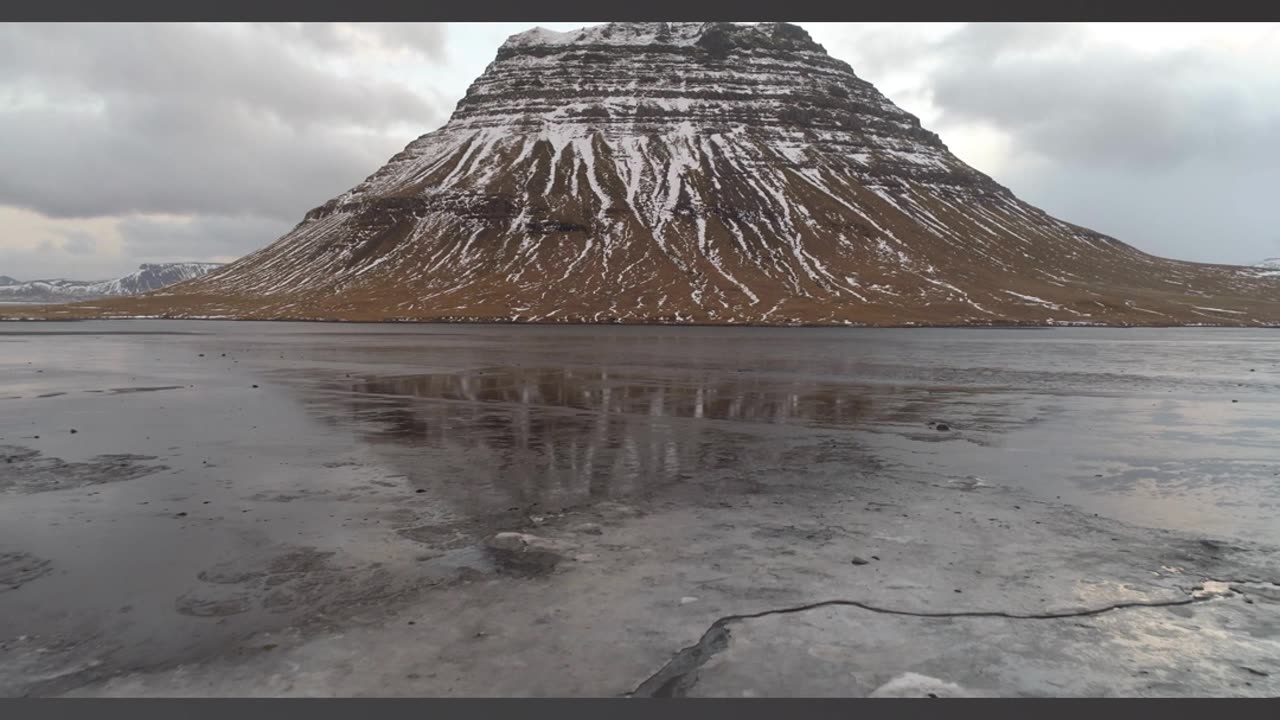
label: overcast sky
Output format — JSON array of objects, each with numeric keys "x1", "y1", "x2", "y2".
[{"x1": 1, "y1": 22, "x2": 1277, "y2": 280}]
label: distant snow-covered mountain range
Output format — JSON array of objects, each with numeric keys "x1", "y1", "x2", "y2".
[{"x1": 0, "y1": 263, "x2": 223, "y2": 304}]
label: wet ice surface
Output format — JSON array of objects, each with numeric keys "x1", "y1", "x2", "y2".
[{"x1": 1, "y1": 321, "x2": 1278, "y2": 696}]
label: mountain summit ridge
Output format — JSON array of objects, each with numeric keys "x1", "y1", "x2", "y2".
[{"x1": 12, "y1": 22, "x2": 1280, "y2": 325}]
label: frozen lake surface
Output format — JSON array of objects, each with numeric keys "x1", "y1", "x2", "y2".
[{"x1": 2, "y1": 322, "x2": 1278, "y2": 696}]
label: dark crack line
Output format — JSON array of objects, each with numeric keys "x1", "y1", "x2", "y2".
[{"x1": 627, "y1": 594, "x2": 1209, "y2": 698}]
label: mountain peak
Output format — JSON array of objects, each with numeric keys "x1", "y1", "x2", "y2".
[
  {"x1": 31, "y1": 23, "x2": 1280, "y2": 326},
  {"x1": 499, "y1": 22, "x2": 825, "y2": 54}
]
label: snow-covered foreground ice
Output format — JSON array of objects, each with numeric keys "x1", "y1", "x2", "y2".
[{"x1": 1, "y1": 321, "x2": 1278, "y2": 696}]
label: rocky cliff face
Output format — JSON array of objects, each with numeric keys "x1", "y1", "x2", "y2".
[{"x1": 23, "y1": 22, "x2": 1280, "y2": 325}]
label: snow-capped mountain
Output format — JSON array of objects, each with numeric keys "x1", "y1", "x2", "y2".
[
  {"x1": 0, "y1": 263, "x2": 223, "y2": 303},
  {"x1": 21, "y1": 22, "x2": 1280, "y2": 325},
  {"x1": 91, "y1": 262, "x2": 226, "y2": 295},
  {"x1": 1246, "y1": 258, "x2": 1280, "y2": 278}
]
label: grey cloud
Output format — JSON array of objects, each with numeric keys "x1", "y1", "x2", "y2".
[
  {"x1": 0, "y1": 213, "x2": 290, "y2": 282},
  {"x1": 935, "y1": 22, "x2": 1084, "y2": 62},
  {"x1": 0, "y1": 100, "x2": 402, "y2": 220},
  {"x1": 59, "y1": 230, "x2": 98, "y2": 256},
  {"x1": 840, "y1": 23, "x2": 1280, "y2": 173},
  {"x1": 1006, "y1": 161, "x2": 1280, "y2": 265},
  {"x1": 261, "y1": 22, "x2": 448, "y2": 63},
  {"x1": 933, "y1": 51, "x2": 1274, "y2": 172},
  {"x1": 2, "y1": 240, "x2": 123, "y2": 281},
  {"x1": 822, "y1": 22, "x2": 1280, "y2": 264},
  {"x1": 118, "y1": 214, "x2": 292, "y2": 261},
  {"x1": 0, "y1": 23, "x2": 448, "y2": 221},
  {"x1": 0, "y1": 24, "x2": 438, "y2": 131},
  {"x1": 364, "y1": 23, "x2": 450, "y2": 61}
]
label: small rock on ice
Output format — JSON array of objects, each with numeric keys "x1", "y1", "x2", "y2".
[
  {"x1": 486, "y1": 532, "x2": 574, "y2": 555},
  {"x1": 869, "y1": 672, "x2": 974, "y2": 698},
  {"x1": 944, "y1": 476, "x2": 989, "y2": 491},
  {"x1": 485, "y1": 532, "x2": 578, "y2": 576},
  {"x1": 1192, "y1": 580, "x2": 1234, "y2": 599}
]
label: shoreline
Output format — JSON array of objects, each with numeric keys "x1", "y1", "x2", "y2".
[{"x1": 1, "y1": 314, "x2": 1276, "y2": 329}]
